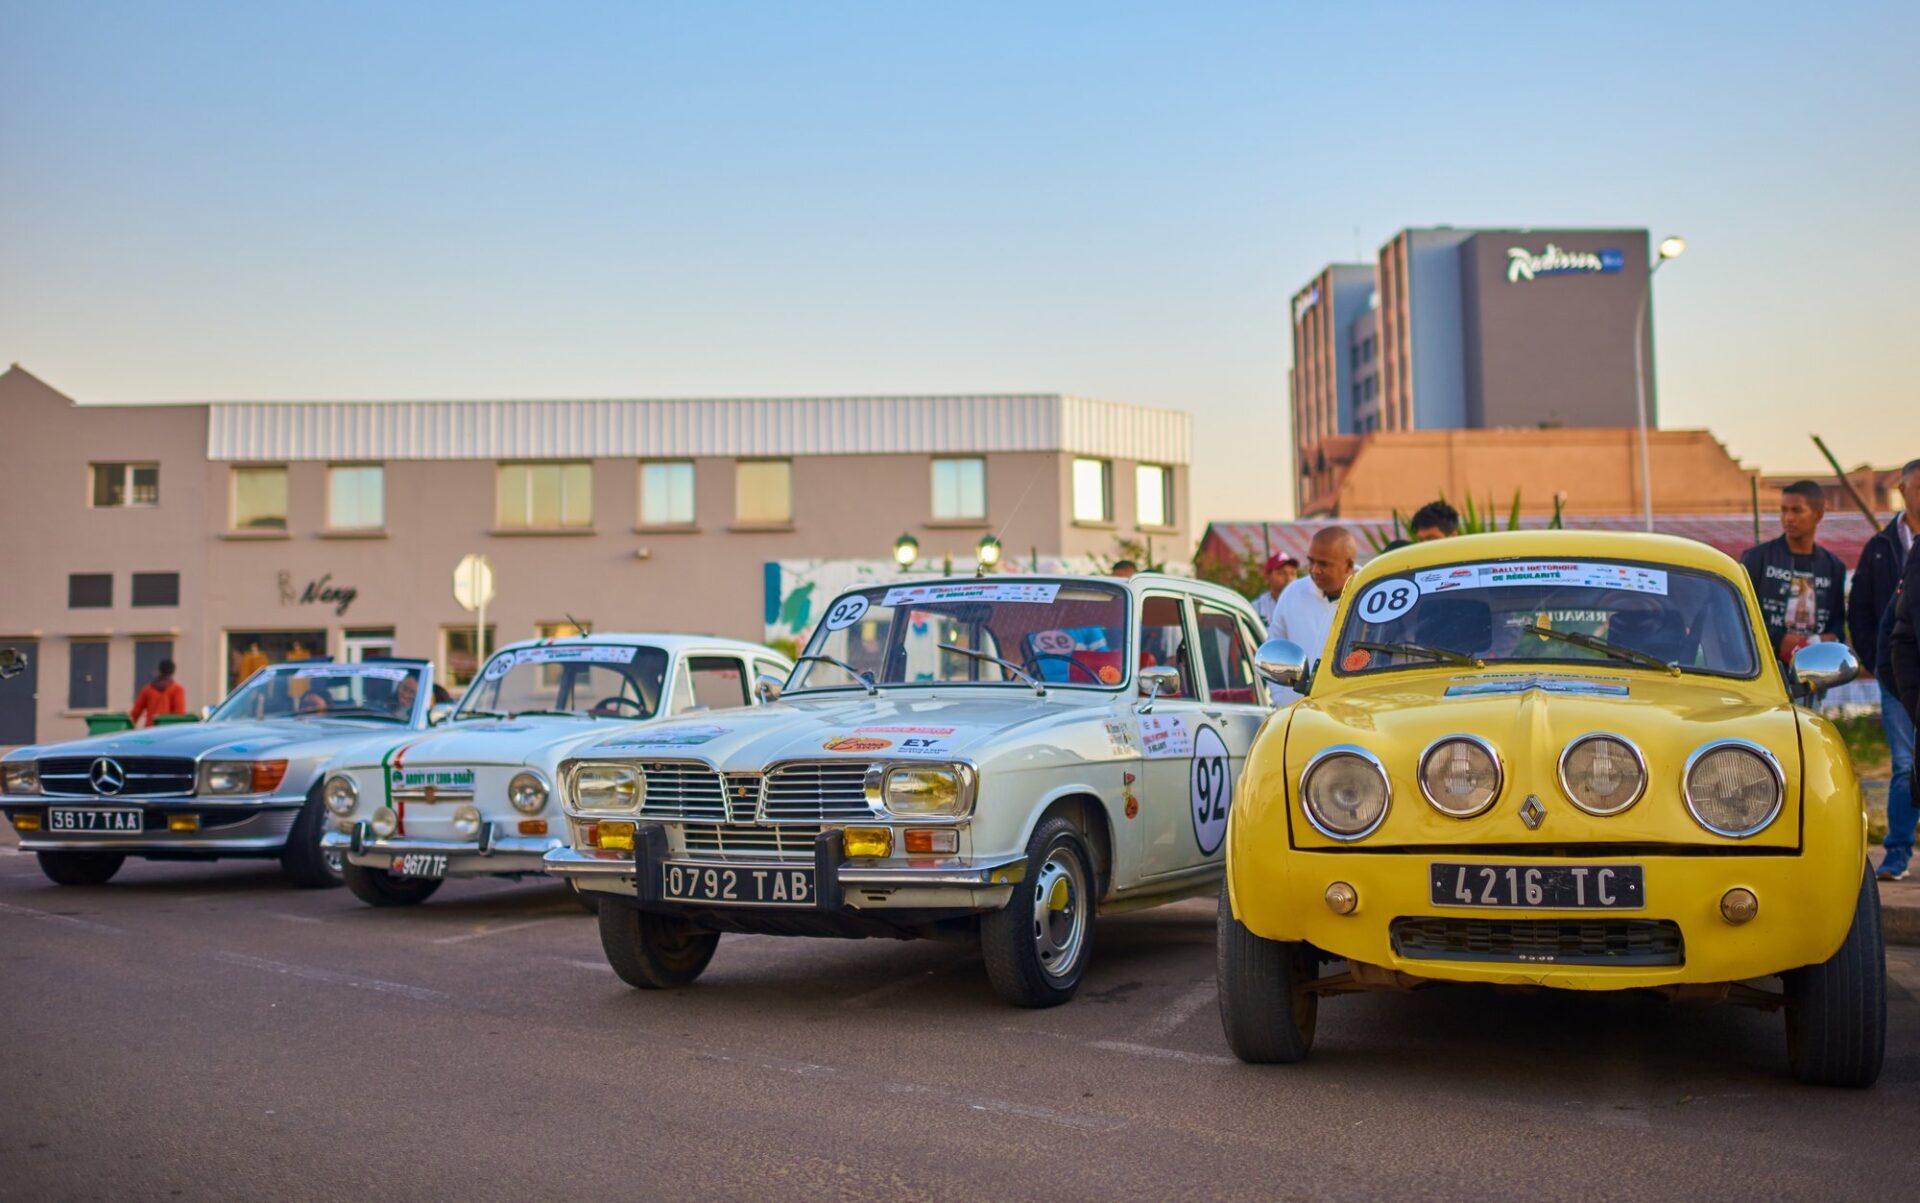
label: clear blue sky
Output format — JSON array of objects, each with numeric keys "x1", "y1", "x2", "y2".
[{"x1": 3, "y1": 1, "x2": 1915, "y2": 530}]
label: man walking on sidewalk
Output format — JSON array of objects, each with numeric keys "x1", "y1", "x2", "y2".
[
  {"x1": 1854, "y1": 460, "x2": 1918, "y2": 880},
  {"x1": 128, "y1": 659, "x2": 186, "y2": 727}
]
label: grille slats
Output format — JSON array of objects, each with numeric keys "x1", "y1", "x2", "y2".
[
  {"x1": 38, "y1": 756, "x2": 196, "y2": 797},
  {"x1": 634, "y1": 763, "x2": 727, "y2": 820},
  {"x1": 681, "y1": 823, "x2": 823, "y2": 859},
  {"x1": 1390, "y1": 917, "x2": 1684, "y2": 966},
  {"x1": 762, "y1": 763, "x2": 875, "y2": 821}
]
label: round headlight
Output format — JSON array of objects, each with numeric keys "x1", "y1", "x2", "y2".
[
  {"x1": 452, "y1": 805, "x2": 482, "y2": 837},
  {"x1": 508, "y1": 771, "x2": 549, "y2": 815},
  {"x1": 573, "y1": 764, "x2": 643, "y2": 813},
  {"x1": 1558, "y1": 734, "x2": 1647, "y2": 816},
  {"x1": 884, "y1": 767, "x2": 966, "y2": 817},
  {"x1": 1300, "y1": 747, "x2": 1390, "y2": 840},
  {"x1": 369, "y1": 806, "x2": 399, "y2": 837},
  {"x1": 1418, "y1": 736, "x2": 1502, "y2": 818},
  {"x1": 323, "y1": 775, "x2": 359, "y2": 816},
  {"x1": 1684, "y1": 741, "x2": 1784, "y2": 838}
]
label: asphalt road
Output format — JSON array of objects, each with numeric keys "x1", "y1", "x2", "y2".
[{"x1": 2, "y1": 842, "x2": 1914, "y2": 1203}]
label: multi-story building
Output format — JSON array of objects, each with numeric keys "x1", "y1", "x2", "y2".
[{"x1": 0, "y1": 366, "x2": 1189, "y2": 746}]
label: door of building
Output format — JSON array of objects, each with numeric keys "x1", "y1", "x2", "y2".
[
  {"x1": 342, "y1": 628, "x2": 397, "y2": 663},
  {"x1": 0, "y1": 638, "x2": 39, "y2": 746}
]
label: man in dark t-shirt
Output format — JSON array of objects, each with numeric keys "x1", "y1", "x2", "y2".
[{"x1": 1739, "y1": 479, "x2": 1847, "y2": 662}]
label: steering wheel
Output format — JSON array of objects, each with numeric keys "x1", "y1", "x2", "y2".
[
  {"x1": 1025, "y1": 652, "x2": 1105, "y2": 684},
  {"x1": 589, "y1": 695, "x2": 645, "y2": 716}
]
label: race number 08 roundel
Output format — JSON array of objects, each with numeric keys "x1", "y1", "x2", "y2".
[
  {"x1": 1190, "y1": 725, "x2": 1230, "y2": 855},
  {"x1": 1355, "y1": 577, "x2": 1417, "y2": 624}
]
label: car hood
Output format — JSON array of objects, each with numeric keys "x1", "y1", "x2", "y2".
[
  {"x1": 344, "y1": 716, "x2": 624, "y2": 769},
  {"x1": 5, "y1": 717, "x2": 422, "y2": 764}
]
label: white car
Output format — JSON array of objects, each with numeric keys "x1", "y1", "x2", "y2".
[
  {"x1": 317, "y1": 634, "x2": 792, "y2": 907},
  {"x1": 546, "y1": 574, "x2": 1274, "y2": 1006}
]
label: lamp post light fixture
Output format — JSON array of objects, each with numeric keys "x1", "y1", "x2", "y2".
[
  {"x1": 1633, "y1": 234, "x2": 1686, "y2": 533},
  {"x1": 975, "y1": 534, "x2": 1003, "y2": 575},
  {"x1": 893, "y1": 532, "x2": 919, "y2": 569}
]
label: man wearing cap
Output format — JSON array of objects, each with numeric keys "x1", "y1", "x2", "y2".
[{"x1": 1252, "y1": 554, "x2": 1299, "y2": 632}]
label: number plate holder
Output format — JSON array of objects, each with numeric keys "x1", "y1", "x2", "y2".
[
  {"x1": 47, "y1": 807, "x2": 144, "y2": 833},
  {"x1": 1429, "y1": 862, "x2": 1644, "y2": 910},
  {"x1": 661, "y1": 861, "x2": 817, "y2": 908}
]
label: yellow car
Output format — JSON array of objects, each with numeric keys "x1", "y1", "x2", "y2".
[{"x1": 1221, "y1": 531, "x2": 1884, "y2": 1087}]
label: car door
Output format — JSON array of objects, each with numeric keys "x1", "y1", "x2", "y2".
[
  {"x1": 1187, "y1": 601, "x2": 1268, "y2": 864},
  {"x1": 1134, "y1": 591, "x2": 1212, "y2": 879}
]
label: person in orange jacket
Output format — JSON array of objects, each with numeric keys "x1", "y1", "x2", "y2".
[{"x1": 129, "y1": 659, "x2": 187, "y2": 726}]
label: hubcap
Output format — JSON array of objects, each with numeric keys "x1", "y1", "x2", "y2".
[{"x1": 1030, "y1": 846, "x2": 1088, "y2": 980}]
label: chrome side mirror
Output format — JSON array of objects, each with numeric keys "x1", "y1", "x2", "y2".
[
  {"x1": 428, "y1": 703, "x2": 456, "y2": 726},
  {"x1": 755, "y1": 673, "x2": 786, "y2": 704},
  {"x1": 1790, "y1": 641, "x2": 1859, "y2": 697},
  {"x1": 1136, "y1": 665, "x2": 1180, "y2": 713},
  {"x1": 0, "y1": 648, "x2": 25, "y2": 680},
  {"x1": 1254, "y1": 638, "x2": 1309, "y2": 688}
]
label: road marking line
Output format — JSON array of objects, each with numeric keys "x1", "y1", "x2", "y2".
[
  {"x1": 0, "y1": 899, "x2": 125, "y2": 935},
  {"x1": 563, "y1": 958, "x2": 614, "y2": 972},
  {"x1": 430, "y1": 916, "x2": 564, "y2": 945},
  {"x1": 1133, "y1": 980, "x2": 1218, "y2": 1040},
  {"x1": 1088, "y1": 1040, "x2": 1236, "y2": 1066},
  {"x1": 211, "y1": 951, "x2": 449, "y2": 1003},
  {"x1": 266, "y1": 912, "x2": 323, "y2": 925}
]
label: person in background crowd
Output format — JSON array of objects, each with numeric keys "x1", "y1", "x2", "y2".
[
  {"x1": 1251, "y1": 553, "x2": 1298, "y2": 630},
  {"x1": 1887, "y1": 544, "x2": 1920, "y2": 879},
  {"x1": 1267, "y1": 527, "x2": 1357, "y2": 703},
  {"x1": 128, "y1": 659, "x2": 186, "y2": 727},
  {"x1": 234, "y1": 640, "x2": 270, "y2": 686},
  {"x1": 1852, "y1": 459, "x2": 1918, "y2": 880},
  {"x1": 1739, "y1": 480, "x2": 1847, "y2": 662},
  {"x1": 1410, "y1": 500, "x2": 1460, "y2": 541},
  {"x1": 1110, "y1": 560, "x2": 1138, "y2": 579}
]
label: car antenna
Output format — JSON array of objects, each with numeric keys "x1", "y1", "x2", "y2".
[{"x1": 565, "y1": 612, "x2": 592, "y2": 636}]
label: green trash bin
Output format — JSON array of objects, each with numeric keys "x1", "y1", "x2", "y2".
[
  {"x1": 85, "y1": 712, "x2": 135, "y2": 736},
  {"x1": 153, "y1": 713, "x2": 200, "y2": 726}
]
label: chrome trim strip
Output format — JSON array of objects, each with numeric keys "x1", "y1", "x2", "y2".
[
  {"x1": 1416, "y1": 734, "x2": 1504, "y2": 819},
  {"x1": 319, "y1": 832, "x2": 560, "y2": 857},
  {"x1": 1681, "y1": 738, "x2": 1786, "y2": 839},
  {"x1": 1556, "y1": 732, "x2": 1649, "y2": 816},
  {"x1": 1298, "y1": 744, "x2": 1391, "y2": 841}
]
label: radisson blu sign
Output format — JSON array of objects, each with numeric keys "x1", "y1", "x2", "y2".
[{"x1": 1506, "y1": 244, "x2": 1624, "y2": 283}]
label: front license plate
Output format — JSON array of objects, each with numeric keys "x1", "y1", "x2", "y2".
[
  {"x1": 1431, "y1": 862, "x2": 1644, "y2": 910},
  {"x1": 390, "y1": 854, "x2": 448, "y2": 879},
  {"x1": 662, "y1": 862, "x2": 815, "y2": 908},
  {"x1": 47, "y1": 807, "x2": 143, "y2": 833}
]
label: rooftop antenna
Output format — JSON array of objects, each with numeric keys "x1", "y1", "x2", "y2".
[{"x1": 564, "y1": 612, "x2": 592, "y2": 637}]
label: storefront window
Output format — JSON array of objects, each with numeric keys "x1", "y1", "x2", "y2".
[{"x1": 225, "y1": 630, "x2": 328, "y2": 690}]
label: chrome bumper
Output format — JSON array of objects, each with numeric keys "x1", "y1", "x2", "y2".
[
  {"x1": 4, "y1": 796, "x2": 302, "y2": 854},
  {"x1": 322, "y1": 822, "x2": 562, "y2": 875}
]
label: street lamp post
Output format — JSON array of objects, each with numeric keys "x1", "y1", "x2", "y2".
[{"x1": 1634, "y1": 235, "x2": 1687, "y2": 532}]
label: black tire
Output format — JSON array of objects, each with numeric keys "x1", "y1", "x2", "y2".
[
  {"x1": 36, "y1": 850, "x2": 126, "y2": 886},
  {"x1": 981, "y1": 815, "x2": 1097, "y2": 1008},
  {"x1": 280, "y1": 784, "x2": 344, "y2": 889},
  {"x1": 1217, "y1": 879, "x2": 1318, "y2": 1064},
  {"x1": 597, "y1": 903, "x2": 719, "y2": 989},
  {"x1": 571, "y1": 886, "x2": 602, "y2": 914},
  {"x1": 342, "y1": 861, "x2": 444, "y2": 907},
  {"x1": 1784, "y1": 865, "x2": 1885, "y2": 1087}
]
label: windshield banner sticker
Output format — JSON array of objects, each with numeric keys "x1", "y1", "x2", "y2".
[
  {"x1": 293, "y1": 664, "x2": 411, "y2": 681},
  {"x1": 1413, "y1": 562, "x2": 1669, "y2": 596},
  {"x1": 590, "y1": 724, "x2": 730, "y2": 752},
  {"x1": 1444, "y1": 677, "x2": 1631, "y2": 698},
  {"x1": 847, "y1": 725, "x2": 957, "y2": 756},
  {"x1": 510, "y1": 645, "x2": 641, "y2": 666},
  {"x1": 881, "y1": 582, "x2": 1062, "y2": 606},
  {"x1": 1138, "y1": 713, "x2": 1192, "y2": 760}
]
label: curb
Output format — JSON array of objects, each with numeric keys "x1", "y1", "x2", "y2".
[{"x1": 1882, "y1": 885, "x2": 1920, "y2": 948}]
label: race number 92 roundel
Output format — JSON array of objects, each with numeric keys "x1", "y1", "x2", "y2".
[{"x1": 1190, "y1": 725, "x2": 1230, "y2": 855}]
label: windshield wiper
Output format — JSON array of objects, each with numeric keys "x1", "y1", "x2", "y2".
[
  {"x1": 310, "y1": 707, "x2": 408, "y2": 722},
  {"x1": 1352, "y1": 640, "x2": 1484, "y2": 668},
  {"x1": 792, "y1": 654, "x2": 880, "y2": 696},
  {"x1": 448, "y1": 709, "x2": 509, "y2": 721},
  {"x1": 938, "y1": 644, "x2": 1047, "y2": 696},
  {"x1": 1521, "y1": 624, "x2": 1680, "y2": 674},
  {"x1": 511, "y1": 709, "x2": 591, "y2": 719}
]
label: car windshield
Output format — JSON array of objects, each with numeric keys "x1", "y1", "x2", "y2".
[
  {"x1": 790, "y1": 580, "x2": 1131, "y2": 692},
  {"x1": 1332, "y1": 558, "x2": 1759, "y2": 679},
  {"x1": 456, "y1": 645, "x2": 670, "y2": 719},
  {"x1": 212, "y1": 662, "x2": 429, "y2": 721}
]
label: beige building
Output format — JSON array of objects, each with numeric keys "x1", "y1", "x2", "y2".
[{"x1": 0, "y1": 366, "x2": 1190, "y2": 746}]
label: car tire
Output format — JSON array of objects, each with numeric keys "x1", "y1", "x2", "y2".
[
  {"x1": 1784, "y1": 865, "x2": 1885, "y2": 1088},
  {"x1": 342, "y1": 861, "x2": 444, "y2": 907},
  {"x1": 1217, "y1": 880, "x2": 1318, "y2": 1064},
  {"x1": 981, "y1": 814, "x2": 1097, "y2": 1008},
  {"x1": 280, "y1": 784, "x2": 344, "y2": 889},
  {"x1": 571, "y1": 885, "x2": 601, "y2": 914},
  {"x1": 597, "y1": 903, "x2": 720, "y2": 989},
  {"x1": 36, "y1": 850, "x2": 126, "y2": 886}
]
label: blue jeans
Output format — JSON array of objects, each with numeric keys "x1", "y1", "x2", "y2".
[{"x1": 1881, "y1": 679, "x2": 1918, "y2": 869}]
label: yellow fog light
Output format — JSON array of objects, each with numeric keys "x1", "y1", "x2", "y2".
[
  {"x1": 597, "y1": 820, "x2": 637, "y2": 852},
  {"x1": 370, "y1": 807, "x2": 399, "y2": 838},
  {"x1": 1325, "y1": 881, "x2": 1358, "y2": 915},
  {"x1": 452, "y1": 805, "x2": 482, "y2": 838},
  {"x1": 1720, "y1": 887, "x2": 1759, "y2": 925},
  {"x1": 842, "y1": 826, "x2": 892, "y2": 858},
  {"x1": 13, "y1": 813, "x2": 42, "y2": 831},
  {"x1": 168, "y1": 814, "x2": 201, "y2": 833}
]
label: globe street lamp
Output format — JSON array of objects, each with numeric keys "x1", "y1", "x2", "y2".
[
  {"x1": 1634, "y1": 235, "x2": 1686, "y2": 532},
  {"x1": 893, "y1": 532, "x2": 919, "y2": 569},
  {"x1": 975, "y1": 534, "x2": 1002, "y2": 575}
]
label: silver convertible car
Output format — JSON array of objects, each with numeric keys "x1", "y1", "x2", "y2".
[{"x1": 0, "y1": 659, "x2": 436, "y2": 888}]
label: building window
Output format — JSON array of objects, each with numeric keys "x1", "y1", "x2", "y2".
[
  {"x1": 131, "y1": 572, "x2": 180, "y2": 608},
  {"x1": 639, "y1": 462, "x2": 696, "y2": 526},
  {"x1": 1136, "y1": 464, "x2": 1173, "y2": 528},
  {"x1": 735, "y1": 460, "x2": 792, "y2": 525},
  {"x1": 227, "y1": 631, "x2": 327, "y2": 690},
  {"x1": 69, "y1": 641, "x2": 108, "y2": 710},
  {"x1": 931, "y1": 458, "x2": 987, "y2": 522},
  {"x1": 232, "y1": 466, "x2": 289, "y2": 530},
  {"x1": 68, "y1": 573, "x2": 113, "y2": 609},
  {"x1": 1072, "y1": 458, "x2": 1112, "y2": 524},
  {"x1": 497, "y1": 462, "x2": 592, "y2": 530},
  {"x1": 90, "y1": 463, "x2": 159, "y2": 508},
  {"x1": 328, "y1": 465, "x2": 385, "y2": 530},
  {"x1": 441, "y1": 626, "x2": 497, "y2": 688}
]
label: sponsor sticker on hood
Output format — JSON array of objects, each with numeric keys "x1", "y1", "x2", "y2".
[
  {"x1": 844, "y1": 726, "x2": 957, "y2": 756},
  {"x1": 589, "y1": 724, "x2": 731, "y2": 753},
  {"x1": 823, "y1": 734, "x2": 893, "y2": 753}
]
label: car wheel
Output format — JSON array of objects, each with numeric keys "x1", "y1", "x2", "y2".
[
  {"x1": 280, "y1": 784, "x2": 344, "y2": 889},
  {"x1": 981, "y1": 814, "x2": 1097, "y2": 1008},
  {"x1": 36, "y1": 851, "x2": 126, "y2": 886},
  {"x1": 571, "y1": 885, "x2": 601, "y2": 914},
  {"x1": 597, "y1": 903, "x2": 719, "y2": 989},
  {"x1": 1784, "y1": 865, "x2": 1885, "y2": 1087},
  {"x1": 342, "y1": 861, "x2": 444, "y2": 907},
  {"x1": 1217, "y1": 879, "x2": 1318, "y2": 1063}
]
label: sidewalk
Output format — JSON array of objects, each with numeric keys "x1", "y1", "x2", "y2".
[{"x1": 1870, "y1": 847, "x2": 1920, "y2": 947}]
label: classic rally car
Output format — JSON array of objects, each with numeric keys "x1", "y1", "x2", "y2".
[
  {"x1": 548, "y1": 573, "x2": 1273, "y2": 1007},
  {"x1": 0, "y1": 659, "x2": 437, "y2": 888},
  {"x1": 1219, "y1": 531, "x2": 1884, "y2": 1087},
  {"x1": 318, "y1": 634, "x2": 791, "y2": 907}
]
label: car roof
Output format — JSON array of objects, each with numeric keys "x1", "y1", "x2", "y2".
[
  {"x1": 491, "y1": 633, "x2": 789, "y2": 659},
  {"x1": 1352, "y1": 529, "x2": 1747, "y2": 584},
  {"x1": 827, "y1": 572, "x2": 1260, "y2": 614}
]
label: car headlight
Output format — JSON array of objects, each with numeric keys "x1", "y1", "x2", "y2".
[
  {"x1": 1558, "y1": 734, "x2": 1646, "y2": 816},
  {"x1": 323, "y1": 774, "x2": 359, "y2": 816},
  {"x1": 1418, "y1": 736, "x2": 1501, "y2": 818},
  {"x1": 1300, "y1": 746, "x2": 1390, "y2": 840},
  {"x1": 369, "y1": 806, "x2": 398, "y2": 837},
  {"x1": 201, "y1": 760, "x2": 289, "y2": 796},
  {"x1": 2, "y1": 763, "x2": 39, "y2": 795},
  {"x1": 572, "y1": 763, "x2": 643, "y2": 813},
  {"x1": 508, "y1": 771, "x2": 549, "y2": 815},
  {"x1": 880, "y1": 766, "x2": 970, "y2": 817},
  {"x1": 1684, "y1": 740, "x2": 1784, "y2": 838}
]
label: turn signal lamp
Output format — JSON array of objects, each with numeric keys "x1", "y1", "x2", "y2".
[
  {"x1": 251, "y1": 761, "x2": 289, "y2": 794},
  {"x1": 13, "y1": 813, "x2": 41, "y2": 831},
  {"x1": 842, "y1": 827, "x2": 892, "y2": 858},
  {"x1": 596, "y1": 821, "x2": 637, "y2": 852},
  {"x1": 168, "y1": 814, "x2": 201, "y2": 833},
  {"x1": 1720, "y1": 887, "x2": 1759, "y2": 925},
  {"x1": 1325, "y1": 881, "x2": 1358, "y2": 914},
  {"x1": 518, "y1": 819, "x2": 549, "y2": 836},
  {"x1": 903, "y1": 829, "x2": 957, "y2": 855}
]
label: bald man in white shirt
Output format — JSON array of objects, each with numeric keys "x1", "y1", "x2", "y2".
[{"x1": 1267, "y1": 526, "x2": 1358, "y2": 703}]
